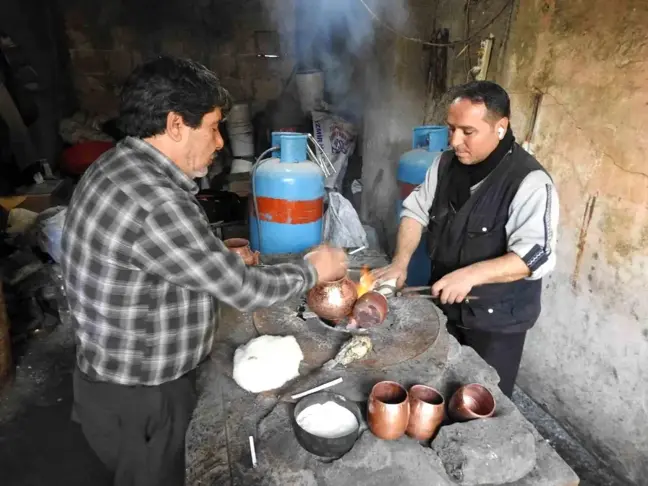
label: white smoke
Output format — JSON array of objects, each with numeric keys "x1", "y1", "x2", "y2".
[
  {"x1": 261, "y1": 0, "x2": 412, "y2": 113},
  {"x1": 262, "y1": 0, "x2": 430, "y2": 248}
]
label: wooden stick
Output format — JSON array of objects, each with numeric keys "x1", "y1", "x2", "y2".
[{"x1": 290, "y1": 377, "x2": 343, "y2": 400}]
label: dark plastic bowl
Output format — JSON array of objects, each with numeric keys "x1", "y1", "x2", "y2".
[{"x1": 292, "y1": 391, "x2": 362, "y2": 458}]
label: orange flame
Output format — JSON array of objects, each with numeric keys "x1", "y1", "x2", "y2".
[{"x1": 356, "y1": 265, "x2": 375, "y2": 298}]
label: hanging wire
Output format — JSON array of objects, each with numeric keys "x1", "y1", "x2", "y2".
[
  {"x1": 356, "y1": 0, "x2": 516, "y2": 47},
  {"x1": 251, "y1": 146, "x2": 279, "y2": 254}
]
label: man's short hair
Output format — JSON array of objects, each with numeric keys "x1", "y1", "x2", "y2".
[
  {"x1": 451, "y1": 81, "x2": 511, "y2": 121},
  {"x1": 118, "y1": 56, "x2": 233, "y2": 138}
]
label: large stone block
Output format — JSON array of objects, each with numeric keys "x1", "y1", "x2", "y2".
[
  {"x1": 252, "y1": 401, "x2": 454, "y2": 486},
  {"x1": 431, "y1": 417, "x2": 537, "y2": 485},
  {"x1": 319, "y1": 432, "x2": 454, "y2": 486}
]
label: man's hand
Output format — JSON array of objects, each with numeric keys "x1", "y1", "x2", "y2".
[
  {"x1": 371, "y1": 261, "x2": 408, "y2": 289},
  {"x1": 306, "y1": 245, "x2": 348, "y2": 283},
  {"x1": 431, "y1": 267, "x2": 477, "y2": 305}
]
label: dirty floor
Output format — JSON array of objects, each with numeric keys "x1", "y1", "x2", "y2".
[{"x1": 0, "y1": 324, "x2": 632, "y2": 486}]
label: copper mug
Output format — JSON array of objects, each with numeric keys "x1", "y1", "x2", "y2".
[
  {"x1": 405, "y1": 385, "x2": 445, "y2": 441},
  {"x1": 349, "y1": 291, "x2": 389, "y2": 328},
  {"x1": 448, "y1": 383, "x2": 496, "y2": 422},
  {"x1": 367, "y1": 381, "x2": 410, "y2": 440},
  {"x1": 224, "y1": 238, "x2": 260, "y2": 265}
]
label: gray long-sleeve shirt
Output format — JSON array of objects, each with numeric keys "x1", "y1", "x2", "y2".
[{"x1": 401, "y1": 153, "x2": 559, "y2": 280}]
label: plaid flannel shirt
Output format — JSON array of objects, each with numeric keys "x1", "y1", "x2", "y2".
[{"x1": 61, "y1": 137, "x2": 317, "y2": 386}]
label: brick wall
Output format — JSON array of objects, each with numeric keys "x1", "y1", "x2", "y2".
[{"x1": 61, "y1": 0, "x2": 296, "y2": 116}]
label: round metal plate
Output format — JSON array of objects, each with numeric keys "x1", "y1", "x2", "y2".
[{"x1": 252, "y1": 297, "x2": 440, "y2": 370}]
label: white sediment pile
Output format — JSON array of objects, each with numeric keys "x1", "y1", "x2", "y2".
[{"x1": 296, "y1": 401, "x2": 359, "y2": 439}]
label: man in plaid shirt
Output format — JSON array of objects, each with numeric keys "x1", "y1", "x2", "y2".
[{"x1": 60, "y1": 57, "x2": 346, "y2": 486}]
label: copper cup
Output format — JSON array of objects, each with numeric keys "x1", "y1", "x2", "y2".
[
  {"x1": 350, "y1": 291, "x2": 389, "y2": 328},
  {"x1": 405, "y1": 385, "x2": 445, "y2": 441},
  {"x1": 448, "y1": 383, "x2": 496, "y2": 422},
  {"x1": 224, "y1": 238, "x2": 260, "y2": 265},
  {"x1": 367, "y1": 381, "x2": 410, "y2": 440}
]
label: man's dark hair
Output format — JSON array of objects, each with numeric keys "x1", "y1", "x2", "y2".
[
  {"x1": 118, "y1": 56, "x2": 233, "y2": 138},
  {"x1": 451, "y1": 81, "x2": 511, "y2": 121}
]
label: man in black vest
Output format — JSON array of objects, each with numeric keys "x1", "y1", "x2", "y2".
[{"x1": 373, "y1": 81, "x2": 559, "y2": 397}]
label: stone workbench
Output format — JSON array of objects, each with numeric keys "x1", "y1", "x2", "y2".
[{"x1": 185, "y1": 251, "x2": 579, "y2": 486}]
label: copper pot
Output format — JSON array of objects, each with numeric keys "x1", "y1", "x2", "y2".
[
  {"x1": 307, "y1": 274, "x2": 358, "y2": 321},
  {"x1": 367, "y1": 381, "x2": 410, "y2": 440},
  {"x1": 405, "y1": 385, "x2": 445, "y2": 441},
  {"x1": 350, "y1": 291, "x2": 388, "y2": 328},
  {"x1": 448, "y1": 383, "x2": 496, "y2": 422},
  {"x1": 224, "y1": 238, "x2": 260, "y2": 265}
]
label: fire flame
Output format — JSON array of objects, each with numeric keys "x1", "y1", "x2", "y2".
[{"x1": 356, "y1": 265, "x2": 375, "y2": 298}]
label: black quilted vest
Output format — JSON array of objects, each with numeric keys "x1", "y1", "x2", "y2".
[{"x1": 427, "y1": 144, "x2": 548, "y2": 333}]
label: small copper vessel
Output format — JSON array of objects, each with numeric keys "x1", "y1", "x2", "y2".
[
  {"x1": 224, "y1": 238, "x2": 260, "y2": 265},
  {"x1": 448, "y1": 383, "x2": 496, "y2": 422},
  {"x1": 307, "y1": 274, "x2": 358, "y2": 321},
  {"x1": 367, "y1": 381, "x2": 410, "y2": 440},
  {"x1": 405, "y1": 385, "x2": 445, "y2": 441},
  {"x1": 350, "y1": 291, "x2": 388, "y2": 328}
]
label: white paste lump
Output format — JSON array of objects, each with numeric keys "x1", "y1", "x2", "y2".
[
  {"x1": 232, "y1": 335, "x2": 304, "y2": 393},
  {"x1": 296, "y1": 401, "x2": 359, "y2": 439}
]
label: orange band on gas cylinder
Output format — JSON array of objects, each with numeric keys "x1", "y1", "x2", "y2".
[{"x1": 255, "y1": 197, "x2": 323, "y2": 224}]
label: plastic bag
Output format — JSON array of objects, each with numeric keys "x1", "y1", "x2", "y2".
[
  {"x1": 362, "y1": 225, "x2": 383, "y2": 252},
  {"x1": 48, "y1": 264, "x2": 73, "y2": 328},
  {"x1": 323, "y1": 192, "x2": 368, "y2": 248},
  {"x1": 34, "y1": 206, "x2": 67, "y2": 263},
  {"x1": 312, "y1": 111, "x2": 357, "y2": 191}
]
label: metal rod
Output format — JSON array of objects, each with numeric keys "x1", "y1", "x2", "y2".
[
  {"x1": 400, "y1": 286, "x2": 432, "y2": 293},
  {"x1": 307, "y1": 145, "x2": 329, "y2": 177},
  {"x1": 307, "y1": 133, "x2": 336, "y2": 177},
  {"x1": 290, "y1": 377, "x2": 343, "y2": 400},
  {"x1": 248, "y1": 436, "x2": 257, "y2": 468},
  {"x1": 401, "y1": 294, "x2": 480, "y2": 302}
]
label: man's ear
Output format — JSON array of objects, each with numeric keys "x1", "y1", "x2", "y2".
[{"x1": 165, "y1": 112, "x2": 184, "y2": 142}]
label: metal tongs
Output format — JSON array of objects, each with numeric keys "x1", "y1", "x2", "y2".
[{"x1": 376, "y1": 284, "x2": 479, "y2": 304}]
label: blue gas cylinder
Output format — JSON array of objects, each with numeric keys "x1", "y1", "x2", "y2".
[
  {"x1": 270, "y1": 131, "x2": 294, "y2": 157},
  {"x1": 250, "y1": 133, "x2": 325, "y2": 254},
  {"x1": 397, "y1": 125, "x2": 449, "y2": 286}
]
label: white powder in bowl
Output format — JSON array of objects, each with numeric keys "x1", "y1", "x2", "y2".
[{"x1": 296, "y1": 401, "x2": 359, "y2": 439}]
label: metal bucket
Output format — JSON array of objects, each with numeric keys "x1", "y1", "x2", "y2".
[{"x1": 296, "y1": 70, "x2": 324, "y2": 114}]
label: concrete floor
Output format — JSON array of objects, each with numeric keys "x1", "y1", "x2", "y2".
[
  {"x1": 0, "y1": 324, "x2": 632, "y2": 486},
  {"x1": 0, "y1": 326, "x2": 111, "y2": 486}
]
